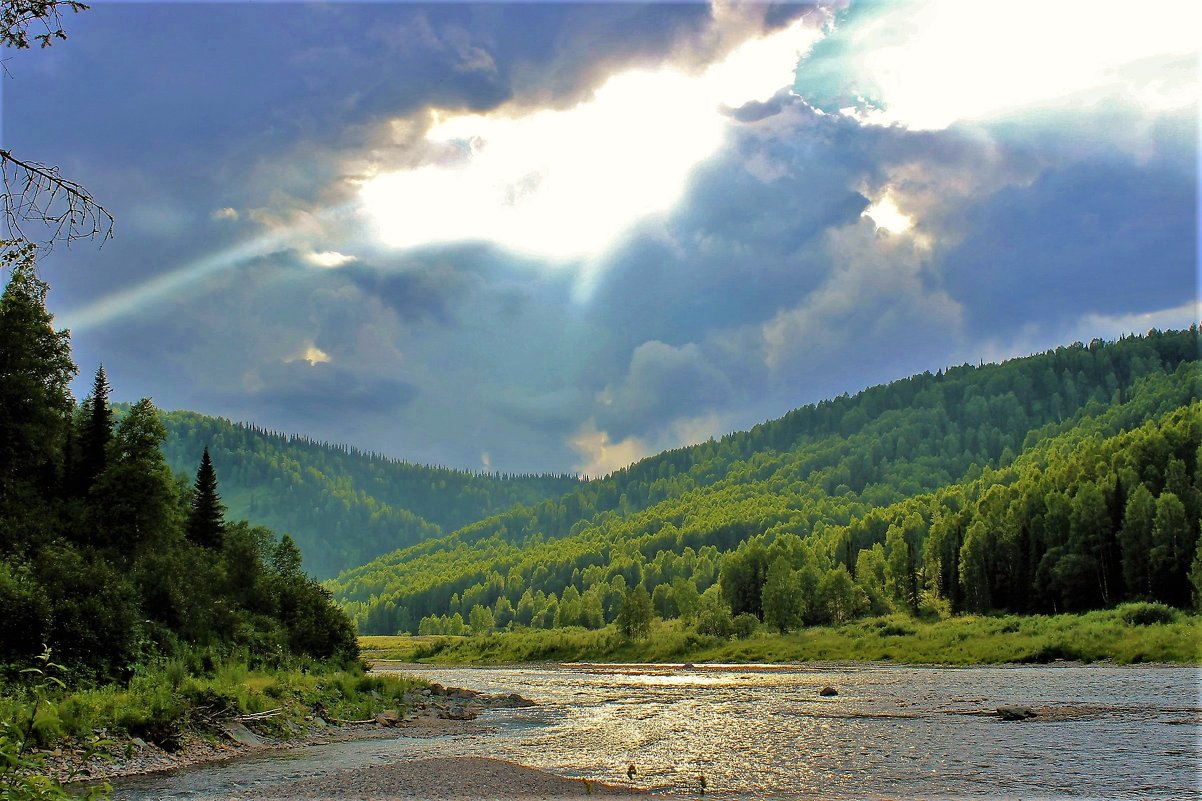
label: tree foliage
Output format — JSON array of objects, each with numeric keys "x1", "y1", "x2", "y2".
[{"x1": 0, "y1": 242, "x2": 358, "y2": 680}]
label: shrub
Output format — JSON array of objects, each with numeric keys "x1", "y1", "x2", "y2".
[
  {"x1": 1119, "y1": 602, "x2": 1180, "y2": 626},
  {"x1": 731, "y1": 614, "x2": 759, "y2": 640}
]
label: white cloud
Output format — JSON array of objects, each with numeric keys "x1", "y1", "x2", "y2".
[
  {"x1": 761, "y1": 218, "x2": 963, "y2": 373},
  {"x1": 814, "y1": 0, "x2": 1199, "y2": 131},
  {"x1": 861, "y1": 192, "x2": 913, "y2": 235},
  {"x1": 304, "y1": 250, "x2": 356, "y2": 268},
  {"x1": 967, "y1": 301, "x2": 1200, "y2": 367},
  {"x1": 211, "y1": 207, "x2": 240, "y2": 221},
  {"x1": 357, "y1": 17, "x2": 823, "y2": 266},
  {"x1": 569, "y1": 411, "x2": 727, "y2": 479}
]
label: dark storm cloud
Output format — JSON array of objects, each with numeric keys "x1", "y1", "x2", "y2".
[
  {"x1": 245, "y1": 360, "x2": 418, "y2": 420},
  {"x1": 938, "y1": 155, "x2": 1196, "y2": 335}
]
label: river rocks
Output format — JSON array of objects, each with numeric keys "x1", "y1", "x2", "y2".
[
  {"x1": 220, "y1": 721, "x2": 267, "y2": 747},
  {"x1": 996, "y1": 705, "x2": 1038, "y2": 721},
  {"x1": 819, "y1": 686, "x2": 839, "y2": 697},
  {"x1": 441, "y1": 704, "x2": 478, "y2": 721},
  {"x1": 503, "y1": 692, "x2": 536, "y2": 708},
  {"x1": 375, "y1": 710, "x2": 402, "y2": 727}
]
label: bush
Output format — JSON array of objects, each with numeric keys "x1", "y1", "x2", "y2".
[
  {"x1": 1119, "y1": 602, "x2": 1180, "y2": 626},
  {"x1": 732, "y1": 613, "x2": 760, "y2": 640}
]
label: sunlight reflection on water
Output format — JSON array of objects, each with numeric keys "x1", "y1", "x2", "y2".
[
  {"x1": 388, "y1": 662, "x2": 1200, "y2": 800},
  {"x1": 110, "y1": 662, "x2": 1200, "y2": 801}
]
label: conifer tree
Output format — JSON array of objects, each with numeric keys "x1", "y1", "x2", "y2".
[
  {"x1": 74, "y1": 364, "x2": 112, "y2": 496},
  {"x1": 90, "y1": 398, "x2": 177, "y2": 553},
  {"x1": 186, "y1": 447, "x2": 226, "y2": 549},
  {"x1": 0, "y1": 240, "x2": 75, "y2": 547}
]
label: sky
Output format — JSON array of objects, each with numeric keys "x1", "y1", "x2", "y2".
[{"x1": 2, "y1": 0, "x2": 1197, "y2": 477}]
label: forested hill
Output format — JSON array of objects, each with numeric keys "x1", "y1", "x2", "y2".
[
  {"x1": 326, "y1": 328, "x2": 1201, "y2": 634},
  {"x1": 158, "y1": 413, "x2": 580, "y2": 578}
]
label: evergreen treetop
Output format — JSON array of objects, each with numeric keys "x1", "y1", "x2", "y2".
[{"x1": 186, "y1": 446, "x2": 226, "y2": 549}]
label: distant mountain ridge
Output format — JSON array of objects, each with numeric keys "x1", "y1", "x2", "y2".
[{"x1": 158, "y1": 412, "x2": 580, "y2": 577}]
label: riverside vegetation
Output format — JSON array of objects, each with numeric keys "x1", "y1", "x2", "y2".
[
  {"x1": 0, "y1": 241, "x2": 420, "y2": 799},
  {"x1": 361, "y1": 603, "x2": 1199, "y2": 666}
]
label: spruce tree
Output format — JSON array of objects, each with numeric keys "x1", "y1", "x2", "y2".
[
  {"x1": 186, "y1": 447, "x2": 226, "y2": 549},
  {"x1": 73, "y1": 365, "x2": 112, "y2": 496}
]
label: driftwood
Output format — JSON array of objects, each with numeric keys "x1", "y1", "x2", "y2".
[
  {"x1": 327, "y1": 717, "x2": 376, "y2": 725},
  {"x1": 234, "y1": 708, "x2": 283, "y2": 722}
]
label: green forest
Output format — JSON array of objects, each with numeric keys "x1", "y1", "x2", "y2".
[
  {"x1": 158, "y1": 412, "x2": 579, "y2": 578},
  {"x1": 0, "y1": 241, "x2": 358, "y2": 682},
  {"x1": 327, "y1": 328, "x2": 1202, "y2": 639}
]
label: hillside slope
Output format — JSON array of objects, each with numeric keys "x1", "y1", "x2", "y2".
[
  {"x1": 158, "y1": 414, "x2": 580, "y2": 577},
  {"x1": 326, "y1": 329, "x2": 1200, "y2": 633}
]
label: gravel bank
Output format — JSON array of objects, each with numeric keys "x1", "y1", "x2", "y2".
[{"x1": 252, "y1": 755, "x2": 642, "y2": 800}]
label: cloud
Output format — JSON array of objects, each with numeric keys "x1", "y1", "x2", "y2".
[
  {"x1": 284, "y1": 343, "x2": 332, "y2": 367},
  {"x1": 795, "y1": 0, "x2": 1200, "y2": 132},
  {"x1": 244, "y1": 360, "x2": 418, "y2": 418},
  {"x1": 569, "y1": 420, "x2": 651, "y2": 479},
  {"x1": 938, "y1": 155, "x2": 1196, "y2": 333},
  {"x1": 304, "y1": 250, "x2": 356, "y2": 269},
  {"x1": 964, "y1": 301, "x2": 1200, "y2": 369},
  {"x1": 597, "y1": 340, "x2": 731, "y2": 438},
  {"x1": 569, "y1": 410, "x2": 728, "y2": 479},
  {"x1": 354, "y1": 14, "x2": 825, "y2": 270},
  {"x1": 759, "y1": 216, "x2": 964, "y2": 379},
  {"x1": 211, "y1": 207, "x2": 240, "y2": 222}
]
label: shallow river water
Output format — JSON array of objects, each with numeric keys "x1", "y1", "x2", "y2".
[{"x1": 113, "y1": 662, "x2": 1200, "y2": 800}]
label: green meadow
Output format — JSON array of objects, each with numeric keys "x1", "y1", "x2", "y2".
[{"x1": 361, "y1": 604, "x2": 1201, "y2": 667}]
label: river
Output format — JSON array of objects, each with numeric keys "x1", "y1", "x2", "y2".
[{"x1": 112, "y1": 662, "x2": 1200, "y2": 800}]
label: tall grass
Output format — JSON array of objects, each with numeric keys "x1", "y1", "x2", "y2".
[
  {"x1": 362, "y1": 606, "x2": 1202, "y2": 666},
  {"x1": 0, "y1": 650, "x2": 428, "y2": 749}
]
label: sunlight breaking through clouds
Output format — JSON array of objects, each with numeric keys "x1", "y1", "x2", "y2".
[
  {"x1": 58, "y1": 231, "x2": 293, "y2": 334},
  {"x1": 285, "y1": 343, "x2": 332, "y2": 367},
  {"x1": 811, "y1": 0, "x2": 1200, "y2": 131},
  {"x1": 861, "y1": 194, "x2": 913, "y2": 234},
  {"x1": 358, "y1": 17, "x2": 822, "y2": 267}
]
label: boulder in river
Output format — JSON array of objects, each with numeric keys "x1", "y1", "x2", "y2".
[
  {"x1": 996, "y1": 705, "x2": 1038, "y2": 721},
  {"x1": 441, "y1": 704, "x2": 478, "y2": 721},
  {"x1": 819, "y1": 686, "x2": 838, "y2": 697}
]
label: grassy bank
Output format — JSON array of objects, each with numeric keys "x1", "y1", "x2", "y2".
[
  {"x1": 0, "y1": 654, "x2": 426, "y2": 752},
  {"x1": 362, "y1": 605, "x2": 1202, "y2": 666}
]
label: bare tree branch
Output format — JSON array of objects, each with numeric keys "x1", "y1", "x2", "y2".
[
  {"x1": 1, "y1": 0, "x2": 112, "y2": 250},
  {"x1": 0, "y1": 149, "x2": 113, "y2": 250},
  {"x1": 1, "y1": 0, "x2": 88, "y2": 49}
]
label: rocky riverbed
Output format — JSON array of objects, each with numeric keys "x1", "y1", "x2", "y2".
[{"x1": 51, "y1": 678, "x2": 634, "y2": 793}]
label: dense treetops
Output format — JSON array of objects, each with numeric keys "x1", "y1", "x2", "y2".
[
  {"x1": 158, "y1": 412, "x2": 581, "y2": 577},
  {"x1": 324, "y1": 327, "x2": 1202, "y2": 637},
  {"x1": 0, "y1": 241, "x2": 357, "y2": 681}
]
